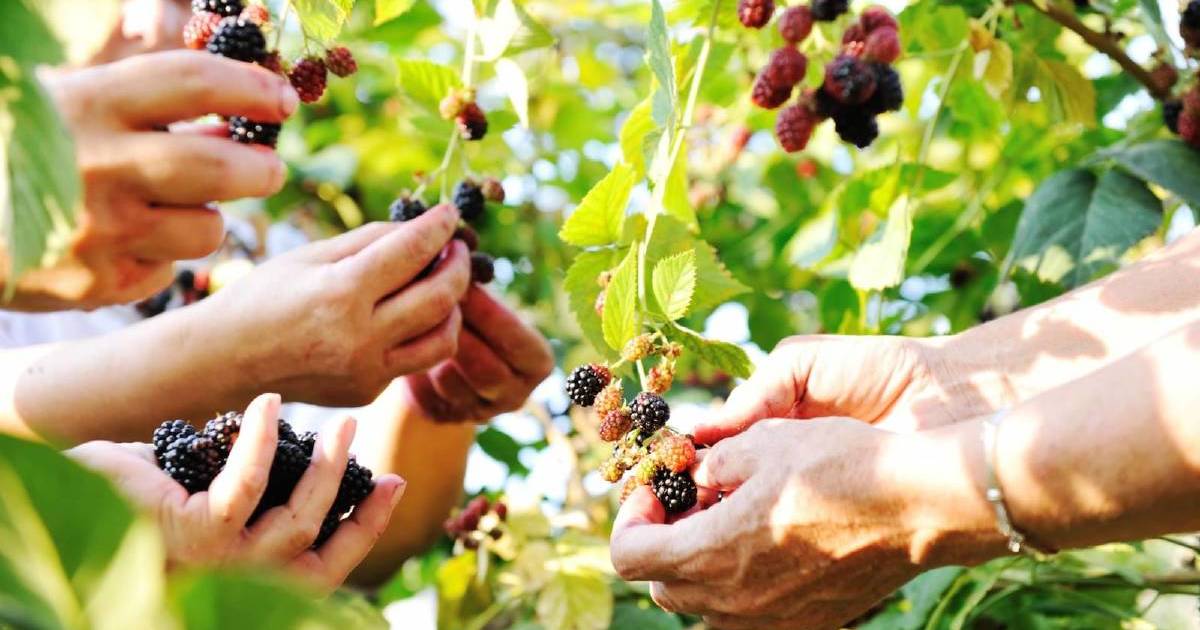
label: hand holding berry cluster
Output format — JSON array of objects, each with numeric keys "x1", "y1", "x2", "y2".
[
  {"x1": 152, "y1": 412, "x2": 375, "y2": 548},
  {"x1": 443, "y1": 495, "x2": 508, "y2": 550},
  {"x1": 742, "y1": 1, "x2": 904, "y2": 152},
  {"x1": 386, "y1": 177, "x2": 503, "y2": 284},
  {"x1": 184, "y1": 1, "x2": 359, "y2": 147},
  {"x1": 567, "y1": 334, "x2": 698, "y2": 516}
]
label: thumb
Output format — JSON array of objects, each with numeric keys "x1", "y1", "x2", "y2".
[{"x1": 693, "y1": 366, "x2": 800, "y2": 446}]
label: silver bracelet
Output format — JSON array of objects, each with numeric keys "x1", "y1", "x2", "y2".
[{"x1": 981, "y1": 409, "x2": 1054, "y2": 556}]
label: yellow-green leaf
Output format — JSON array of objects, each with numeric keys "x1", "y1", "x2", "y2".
[
  {"x1": 602, "y1": 247, "x2": 638, "y2": 352},
  {"x1": 619, "y1": 98, "x2": 655, "y2": 179},
  {"x1": 651, "y1": 249, "x2": 696, "y2": 321},
  {"x1": 292, "y1": 0, "x2": 354, "y2": 43},
  {"x1": 559, "y1": 163, "x2": 634, "y2": 247},
  {"x1": 849, "y1": 195, "x2": 913, "y2": 290},
  {"x1": 396, "y1": 59, "x2": 462, "y2": 114},
  {"x1": 374, "y1": 0, "x2": 415, "y2": 25}
]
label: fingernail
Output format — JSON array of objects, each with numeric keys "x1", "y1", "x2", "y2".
[
  {"x1": 280, "y1": 83, "x2": 299, "y2": 117},
  {"x1": 390, "y1": 477, "x2": 407, "y2": 506}
]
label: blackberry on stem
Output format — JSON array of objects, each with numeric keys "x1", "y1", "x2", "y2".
[
  {"x1": 565, "y1": 364, "x2": 612, "y2": 407},
  {"x1": 228, "y1": 117, "x2": 280, "y2": 147},
  {"x1": 1164, "y1": 99, "x2": 1183, "y2": 134},
  {"x1": 192, "y1": 0, "x2": 243, "y2": 16},
  {"x1": 737, "y1": 0, "x2": 775, "y2": 28},
  {"x1": 833, "y1": 108, "x2": 880, "y2": 148},
  {"x1": 810, "y1": 0, "x2": 848, "y2": 21},
  {"x1": 630, "y1": 392, "x2": 670, "y2": 435},
  {"x1": 154, "y1": 420, "x2": 197, "y2": 460},
  {"x1": 333, "y1": 458, "x2": 375, "y2": 515},
  {"x1": 206, "y1": 17, "x2": 266, "y2": 63},
  {"x1": 389, "y1": 197, "x2": 427, "y2": 222},
  {"x1": 651, "y1": 468, "x2": 697, "y2": 515},
  {"x1": 863, "y1": 64, "x2": 903, "y2": 115},
  {"x1": 453, "y1": 180, "x2": 486, "y2": 222},
  {"x1": 470, "y1": 252, "x2": 495, "y2": 284}
]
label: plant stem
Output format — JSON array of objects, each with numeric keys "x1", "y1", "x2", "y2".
[
  {"x1": 1015, "y1": 0, "x2": 1168, "y2": 99},
  {"x1": 273, "y1": 2, "x2": 291, "y2": 51}
]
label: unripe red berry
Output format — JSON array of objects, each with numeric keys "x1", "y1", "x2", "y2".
[
  {"x1": 481, "y1": 177, "x2": 505, "y2": 202},
  {"x1": 775, "y1": 102, "x2": 819, "y2": 153},
  {"x1": 288, "y1": 56, "x2": 328, "y2": 103},
  {"x1": 737, "y1": 0, "x2": 776, "y2": 28},
  {"x1": 842, "y1": 23, "x2": 866, "y2": 45},
  {"x1": 325, "y1": 46, "x2": 358, "y2": 77},
  {"x1": 863, "y1": 27, "x2": 901, "y2": 63},
  {"x1": 762, "y1": 46, "x2": 808, "y2": 90},
  {"x1": 778, "y1": 5, "x2": 814, "y2": 43},
  {"x1": 184, "y1": 12, "x2": 222, "y2": 50},
  {"x1": 823, "y1": 54, "x2": 877, "y2": 104},
  {"x1": 240, "y1": 4, "x2": 270, "y2": 25},
  {"x1": 860, "y1": 5, "x2": 899, "y2": 33},
  {"x1": 750, "y1": 73, "x2": 791, "y2": 109}
]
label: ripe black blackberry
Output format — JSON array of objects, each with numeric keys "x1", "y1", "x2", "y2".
[
  {"x1": 313, "y1": 513, "x2": 341, "y2": 548},
  {"x1": 470, "y1": 252, "x2": 495, "y2": 284},
  {"x1": 810, "y1": 0, "x2": 848, "y2": 21},
  {"x1": 389, "y1": 197, "x2": 427, "y2": 222},
  {"x1": 297, "y1": 431, "x2": 318, "y2": 457},
  {"x1": 277, "y1": 418, "x2": 300, "y2": 446},
  {"x1": 1183, "y1": 0, "x2": 1200, "y2": 46},
  {"x1": 651, "y1": 468, "x2": 697, "y2": 515},
  {"x1": 192, "y1": 0, "x2": 243, "y2": 16},
  {"x1": 737, "y1": 0, "x2": 775, "y2": 28},
  {"x1": 1164, "y1": 99, "x2": 1183, "y2": 134},
  {"x1": 254, "y1": 441, "x2": 310, "y2": 516},
  {"x1": 824, "y1": 55, "x2": 877, "y2": 105},
  {"x1": 630, "y1": 392, "x2": 670, "y2": 435},
  {"x1": 136, "y1": 289, "x2": 172, "y2": 318},
  {"x1": 833, "y1": 108, "x2": 879, "y2": 148},
  {"x1": 456, "y1": 102, "x2": 488, "y2": 141},
  {"x1": 154, "y1": 420, "x2": 197, "y2": 460},
  {"x1": 454, "y1": 225, "x2": 480, "y2": 251},
  {"x1": 453, "y1": 180, "x2": 486, "y2": 222},
  {"x1": 206, "y1": 17, "x2": 266, "y2": 63},
  {"x1": 228, "y1": 116, "x2": 280, "y2": 147},
  {"x1": 863, "y1": 64, "x2": 903, "y2": 115},
  {"x1": 161, "y1": 435, "x2": 224, "y2": 493},
  {"x1": 565, "y1": 364, "x2": 612, "y2": 407},
  {"x1": 333, "y1": 458, "x2": 375, "y2": 515},
  {"x1": 202, "y1": 411, "x2": 242, "y2": 455},
  {"x1": 813, "y1": 86, "x2": 843, "y2": 118}
]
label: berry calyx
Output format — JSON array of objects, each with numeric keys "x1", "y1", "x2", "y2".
[
  {"x1": 655, "y1": 434, "x2": 696, "y2": 473},
  {"x1": 751, "y1": 74, "x2": 792, "y2": 109},
  {"x1": 737, "y1": 0, "x2": 776, "y2": 28},
  {"x1": 762, "y1": 46, "x2": 808, "y2": 90},
  {"x1": 439, "y1": 91, "x2": 467, "y2": 120},
  {"x1": 389, "y1": 197, "x2": 427, "y2": 222},
  {"x1": 453, "y1": 180, "x2": 486, "y2": 222},
  {"x1": 778, "y1": 5, "x2": 814, "y2": 43},
  {"x1": 325, "y1": 46, "x2": 358, "y2": 78},
  {"x1": 456, "y1": 102, "x2": 489, "y2": 141},
  {"x1": 651, "y1": 468, "x2": 698, "y2": 515},
  {"x1": 824, "y1": 54, "x2": 877, "y2": 105},
  {"x1": 863, "y1": 27, "x2": 901, "y2": 64},
  {"x1": 288, "y1": 56, "x2": 328, "y2": 103},
  {"x1": 811, "y1": 0, "x2": 849, "y2": 21},
  {"x1": 192, "y1": 0, "x2": 244, "y2": 17},
  {"x1": 228, "y1": 116, "x2": 280, "y2": 147},
  {"x1": 630, "y1": 392, "x2": 670, "y2": 435},
  {"x1": 470, "y1": 252, "x2": 495, "y2": 284},
  {"x1": 206, "y1": 16, "x2": 265, "y2": 63},
  {"x1": 184, "y1": 12, "x2": 222, "y2": 50},
  {"x1": 775, "y1": 101, "x2": 819, "y2": 153},
  {"x1": 566, "y1": 364, "x2": 612, "y2": 407}
]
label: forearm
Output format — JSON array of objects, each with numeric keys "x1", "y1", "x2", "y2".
[
  {"x1": 908, "y1": 320, "x2": 1200, "y2": 567},
  {"x1": 927, "y1": 230, "x2": 1200, "y2": 410},
  {"x1": 349, "y1": 380, "x2": 475, "y2": 586},
  {"x1": 0, "y1": 299, "x2": 252, "y2": 444}
]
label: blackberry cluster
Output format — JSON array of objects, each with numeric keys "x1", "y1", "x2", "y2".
[
  {"x1": 228, "y1": 116, "x2": 280, "y2": 147},
  {"x1": 444, "y1": 496, "x2": 508, "y2": 550},
  {"x1": 386, "y1": 176, "x2": 501, "y2": 284},
  {"x1": 151, "y1": 413, "x2": 375, "y2": 549},
  {"x1": 743, "y1": 4, "x2": 903, "y2": 154},
  {"x1": 566, "y1": 364, "x2": 612, "y2": 407},
  {"x1": 651, "y1": 468, "x2": 698, "y2": 515}
]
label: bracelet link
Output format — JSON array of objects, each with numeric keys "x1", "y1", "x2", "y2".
[{"x1": 981, "y1": 409, "x2": 1056, "y2": 557}]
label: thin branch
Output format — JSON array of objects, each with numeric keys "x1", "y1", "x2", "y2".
[{"x1": 1016, "y1": 0, "x2": 1169, "y2": 99}]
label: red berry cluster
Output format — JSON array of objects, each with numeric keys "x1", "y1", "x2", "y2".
[
  {"x1": 567, "y1": 334, "x2": 698, "y2": 515},
  {"x1": 443, "y1": 496, "x2": 507, "y2": 549},
  {"x1": 742, "y1": 3, "x2": 904, "y2": 153},
  {"x1": 386, "y1": 177, "x2": 504, "y2": 284},
  {"x1": 185, "y1": 1, "x2": 358, "y2": 112},
  {"x1": 1163, "y1": 1, "x2": 1200, "y2": 148}
]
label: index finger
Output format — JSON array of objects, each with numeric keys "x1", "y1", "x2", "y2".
[
  {"x1": 460, "y1": 286, "x2": 553, "y2": 378},
  {"x1": 339, "y1": 204, "x2": 460, "y2": 296},
  {"x1": 206, "y1": 393, "x2": 279, "y2": 531},
  {"x1": 103, "y1": 50, "x2": 298, "y2": 127}
]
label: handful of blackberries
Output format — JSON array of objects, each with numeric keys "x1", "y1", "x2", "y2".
[
  {"x1": 568, "y1": 333, "x2": 699, "y2": 516},
  {"x1": 387, "y1": 177, "x2": 505, "y2": 284},
  {"x1": 153, "y1": 413, "x2": 375, "y2": 548},
  {"x1": 740, "y1": 0, "x2": 904, "y2": 152},
  {"x1": 184, "y1": 0, "x2": 359, "y2": 147}
]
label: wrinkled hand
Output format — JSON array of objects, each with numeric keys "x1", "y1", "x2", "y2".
[
  {"x1": 611, "y1": 419, "x2": 942, "y2": 630},
  {"x1": 403, "y1": 286, "x2": 553, "y2": 423},
  {"x1": 68, "y1": 394, "x2": 406, "y2": 593},
  {"x1": 12, "y1": 51, "x2": 298, "y2": 311},
  {"x1": 694, "y1": 335, "x2": 988, "y2": 444},
  {"x1": 199, "y1": 206, "x2": 470, "y2": 408}
]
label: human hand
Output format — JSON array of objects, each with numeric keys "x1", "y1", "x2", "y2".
[
  {"x1": 693, "y1": 334, "x2": 1004, "y2": 444},
  {"x1": 196, "y1": 206, "x2": 470, "y2": 408},
  {"x1": 68, "y1": 394, "x2": 407, "y2": 593},
  {"x1": 402, "y1": 286, "x2": 553, "y2": 423},
  {"x1": 10, "y1": 51, "x2": 298, "y2": 311},
  {"x1": 610, "y1": 419, "x2": 1003, "y2": 629}
]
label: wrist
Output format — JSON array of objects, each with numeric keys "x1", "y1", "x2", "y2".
[
  {"x1": 891, "y1": 421, "x2": 1010, "y2": 569},
  {"x1": 166, "y1": 298, "x2": 262, "y2": 414},
  {"x1": 918, "y1": 334, "x2": 1018, "y2": 420}
]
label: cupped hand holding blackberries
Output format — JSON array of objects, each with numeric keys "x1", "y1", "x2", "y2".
[
  {"x1": 8, "y1": 50, "x2": 298, "y2": 311},
  {"x1": 610, "y1": 418, "x2": 1001, "y2": 630},
  {"x1": 402, "y1": 285, "x2": 554, "y2": 423},
  {"x1": 68, "y1": 394, "x2": 407, "y2": 593},
  {"x1": 196, "y1": 205, "x2": 470, "y2": 408}
]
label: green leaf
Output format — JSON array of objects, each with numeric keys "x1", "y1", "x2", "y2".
[
  {"x1": 849, "y1": 195, "x2": 913, "y2": 291},
  {"x1": 666, "y1": 323, "x2": 753, "y2": 379},
  {"x1": 646, "y1": 0, "x2": 676, "y2": 125},
  {"x1": 374, "y1": 0, "x2": 416, "y2": 25},
  {"x1": 171, "y1": 571, "x2": 381, "y2": 629},
  {"x1": 668, "y1": 0, "x2": 740, "y2": 29},
  {"x1": 819, "y1": 280, "x2": 860, "y2": 334},
  {"x1": 1007, "y1": 168, "x2": 1162, "y2": 288},
  {"x1": 559, "y1": 163, "x2": 634, "y2": 247},
  {"x1": 535, "y1": 571, "x2": 613, "y2": 630},
  {"x1": 1109, "y1": 139, "x2": 1200, "y2": 218},
  {"x1": 602, "y1": 248, "x2": 639, "y2": 352},
  {"x1": 661, "y1": 141, "x2": 697, "y2": 230},
  {"x1": 292, "y1": 0, "x2": 354, "y2": 42},
  {"x1": 564, "y1": 249, "x2": 624, "y2": 359},
  {"x1": 610, "y1": 602, "x2": 683, "y2": 630},
  {"x1": 1034, "y1": 59, "x2": 1096, "y2": 127},
  {"x1": 651, "y1": 250, "x2": 696, "y2": 321},
  {"x1": 858, "y1": 567, "x2": 964, "y2": 630},
  {"x1": 395, "y1": 59, "x2": 463, "y2": 114},
  {"x1": 476, "y1": 427, "x2": 530, "y2": 477},
  {"x1": 619, "y1": 98, "x2": 655, "y2": 179},
  {"x1": 642, "y1": 215, "x2": 748, "y2": 314},
  {"x1": 0, "y1": 2, "x2": 64, "y2": 64},
  {"x1": 1, "y1": 63, "x2": 79, "y2": 289}
]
